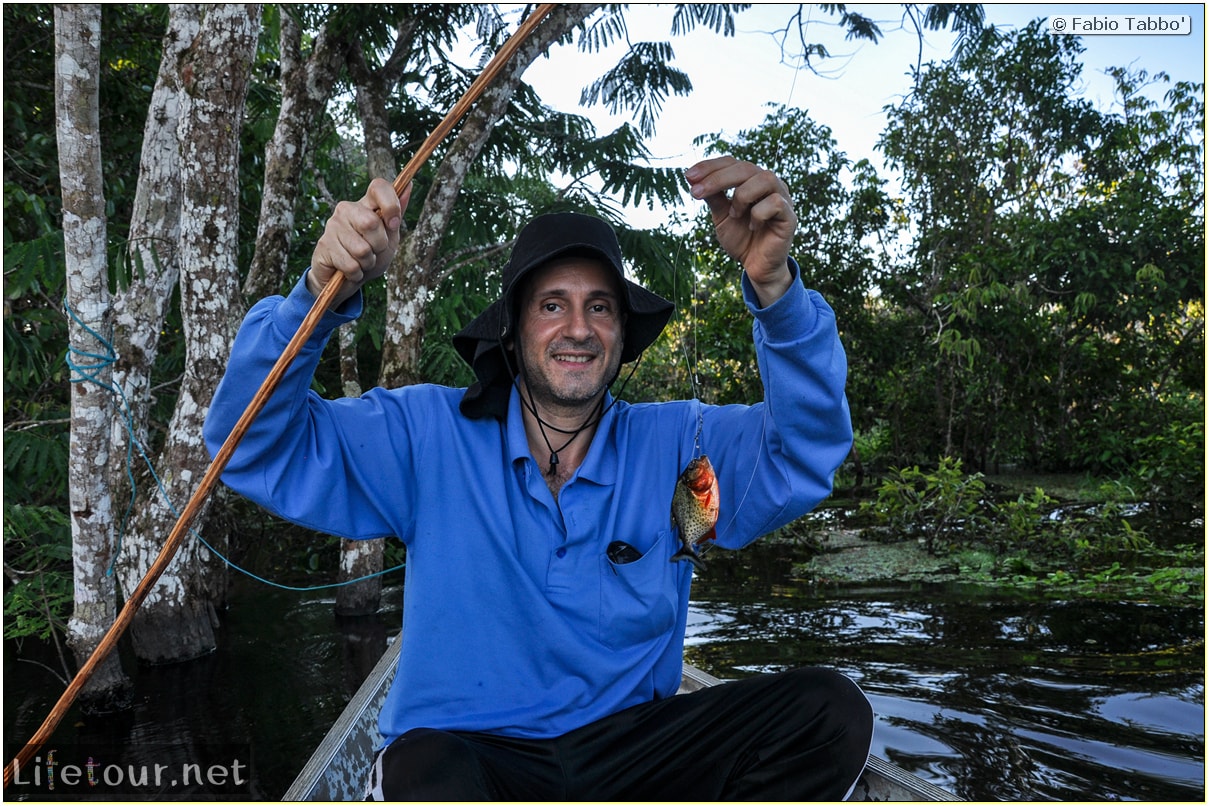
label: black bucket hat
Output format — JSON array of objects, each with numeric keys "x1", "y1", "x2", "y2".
[{"x1": 453, "y1": 212, "x2": 674, "y2": 419}]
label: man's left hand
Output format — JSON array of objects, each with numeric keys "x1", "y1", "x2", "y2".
[{"x1": 686, "y1": 156, "x2": 797, "y2": 307}]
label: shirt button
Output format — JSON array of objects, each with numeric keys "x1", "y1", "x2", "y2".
[{"x1": 555, "y1": 547, "x2": 567, "y2": 558}]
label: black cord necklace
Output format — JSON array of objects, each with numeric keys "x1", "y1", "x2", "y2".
[
  {"x1": 504, "y1": 348, "x2": 641, "y2": 475},
  {"x1": 532, "y1": 397, "x2": 603, "y2": 475}
]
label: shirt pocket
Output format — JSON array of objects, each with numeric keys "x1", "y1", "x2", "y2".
[{"x1": 598, "y1": 529, "x2": 678, "y2": 651}]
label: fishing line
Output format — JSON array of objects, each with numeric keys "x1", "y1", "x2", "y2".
[
  {"x1": 700, "y1": 51, "x2": 807, "y2": 543},
  {"x1": 62, "y1": 299, "x2": 404, "y2": 592},
  {"x1": 670, "y1": 192, "x2": 775, "y2": 550},
  {"x1": 674, "y1": 238, "x2": 702, "y2": 405},
  {"x1": 663, "y1": 231, "x2": 703, "y2": 461}
]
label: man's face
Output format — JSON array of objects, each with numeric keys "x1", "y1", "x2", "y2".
[{"x1": 514, "y1": 257, "x2": 626, "y2": 415}]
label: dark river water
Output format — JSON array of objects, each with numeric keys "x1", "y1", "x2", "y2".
[
  {"x1": 685, "y1": 543, "x2": 1205, "y2": 801},
  {"x1": 5, "y1": 533, "x2": 1204, "y2": 801}
]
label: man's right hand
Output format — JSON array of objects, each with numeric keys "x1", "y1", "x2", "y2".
[{"x1": 307, "y1": 177, "x2": 412, "y2": 307}]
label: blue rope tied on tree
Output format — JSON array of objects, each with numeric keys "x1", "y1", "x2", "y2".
[
  {"x1": 62, "y1": 298, "x2": 403, "y2": 591},
  {"x1": 63, "y1": 299, "x2": 135, "y2": 579}
]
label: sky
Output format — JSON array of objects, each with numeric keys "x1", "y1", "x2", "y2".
[{"x1": 506, "y1": 3, "x2": 1205, "y2": 228}]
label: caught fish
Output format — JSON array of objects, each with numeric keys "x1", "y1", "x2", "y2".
[{"x1": 670, "y1": 455, "x2": 719, "y2": 571}]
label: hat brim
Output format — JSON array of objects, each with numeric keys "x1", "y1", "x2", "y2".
[{"x1": 453, "y1": 211, "x2": 674, "y2": 419}]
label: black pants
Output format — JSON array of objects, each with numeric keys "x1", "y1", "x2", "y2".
[{"x1": 365, "y1": 667, "x2": 873, "y2": 801}]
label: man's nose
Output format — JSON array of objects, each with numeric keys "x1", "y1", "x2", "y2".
[{"x1": 562, "y1": 307, "x2": 593, "y2": 340}]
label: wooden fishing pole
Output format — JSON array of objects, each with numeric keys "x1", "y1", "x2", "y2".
[{"x1": 4, "y1": 3, "x2": 556, "y2": 788}]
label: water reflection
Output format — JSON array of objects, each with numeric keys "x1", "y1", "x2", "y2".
[
  {"x1": 685, "y1": 541, "x2": 1205, "y2": 801},
  {"x1": 3, "y1": 579, "x2": 401, "y2": 800}
]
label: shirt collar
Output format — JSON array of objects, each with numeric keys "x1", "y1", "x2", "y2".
[{"x1": 504, "y1": 385, "x2": 618, "y2": 486}]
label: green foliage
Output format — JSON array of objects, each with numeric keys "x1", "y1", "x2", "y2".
[
  {"x1": 1066, "y1": 391, "x2": 1205, "y2": 500},
  {"x1": 578, "y1": 5, "x2": 747, "y2": 137},
  {"x1": 1140, "y1": 564, "x2": 1204, "y2": 600},
  {"x1": 861, "y1": 457, "x2": 988, "y2": 552},
  {"x1": 4, "y1": 231, "x2": 69, "y2": 409},
  {"x1": 580, "y1": 41, "x2": 692, "y2": 138},
  {"x1": 3, "y1": 8, "x2": 76, "y2": 644},
  {"x1": 3, "y1": 504, "x2": 73, "y2": 642},
  {"x1": 1131, "y1": 415, "x2": 1204, "y2": 500},
  {"x1": 992, "y1": 487, "x2": 1056, "y2": 543},
  {"x1": 4, "y1": 168, "x2": 71, "y2": 516},
  {"x1": 1054, "y1": 501, "x2": 1156, "y2": 566},
  {"x1": 959, "y1": 542, "x2": 1204, "y2": 605},
  {"x1": 921, "y1": 474, "x2": 1204, "y2": 605},
  {"x1": 852, "y1": 420, "x2": 894, "y2": 468},
  {"x1": 870, "y1": 20, "x2": 1204, "y2": 477},
  {"x1": 856, "y1": 457, "x2": 1183, "y2": 601}
]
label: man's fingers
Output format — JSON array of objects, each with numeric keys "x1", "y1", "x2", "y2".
[
  {"x1": 746, "y1": 191, "x2": 795, "y2": 231},
  {"x1": 687, "y1": 157, "x2": 754, "y2": 197},
  {"x1": 728, "y1": 169, "x2": 789, "y2": 219},
  {"x1": 307, "y1": 178, "x2": 410, "y2": 304},
  {"x1": 688, "y1": 157, "x2": 789, "y2": 225},
  {"x1": 343, "y1": 212, "x2": 390, "y2": 265},
  {"x1": 364, "y1": 177, "x2": 403, "y2": 230}
]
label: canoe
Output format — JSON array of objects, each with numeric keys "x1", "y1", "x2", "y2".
[{"x1": 283, "y1": 639, "x2": 958, "y2": 801}]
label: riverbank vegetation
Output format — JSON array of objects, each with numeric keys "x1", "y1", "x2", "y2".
[
  {"x1": 4, "y1": 6, "x2": 1203, "y2": 680},
  {"x1": 791, "y1": 458, "x2": 1204, "y2": 607}
]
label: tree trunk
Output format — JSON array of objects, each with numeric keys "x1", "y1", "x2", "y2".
[
  {"x1": 329, "y1": 25, "x2": 427, "y2": 614},
  {"x1": 335, "y1": 324, "x2": 385, "y2": 615},
  {"x1": 243, "y1": 12, "x2": 348, "y2": 300},
  {"x1": 379, "y1": 4, "x2": 596, "y2": 387},
  {"x1": 116, "y1": 3, "x2": 263, "y2": 664},
  {"x1": 336, "y1": 536, "x2": 384, "y2": 616},
  {"x1": 55, "y1": 2, "x2": 131, "y2": 708},
  {"x1": 108, "y1": 2, "x2": 202, "y2": 542}
]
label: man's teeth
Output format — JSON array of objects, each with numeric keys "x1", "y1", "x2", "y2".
[{"x1": 556, "y1": 355, "x2": 591, "y2": 363}]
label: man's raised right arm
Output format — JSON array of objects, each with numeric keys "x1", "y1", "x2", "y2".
[{"x1": 202, "y1": 179, "x2": 412, "y2": 537}]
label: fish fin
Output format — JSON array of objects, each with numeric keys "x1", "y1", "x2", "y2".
[
  {"x1": 670, "y1": 547, "x2": 707, "y2": 572},
  {"x1": 700, "y1": 525, "x2": 717, "y2": 544}
]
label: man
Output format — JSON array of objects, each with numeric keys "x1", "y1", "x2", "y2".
[{"x1": 205, "y1": 156, "x2": 873, "y2": 799}]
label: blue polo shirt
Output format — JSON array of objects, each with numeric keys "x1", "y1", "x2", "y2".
[{"x1": 205, "y1": 263, "x2": 852, "y2": 745}]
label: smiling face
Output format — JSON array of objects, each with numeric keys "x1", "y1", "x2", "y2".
[{"x1": 513, "y1": 256, "x2": 626, "y2": 420}]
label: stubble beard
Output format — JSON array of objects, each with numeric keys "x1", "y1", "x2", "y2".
[{"x1": 518, "y1": 339, "x2": 622, "y2": 418}]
